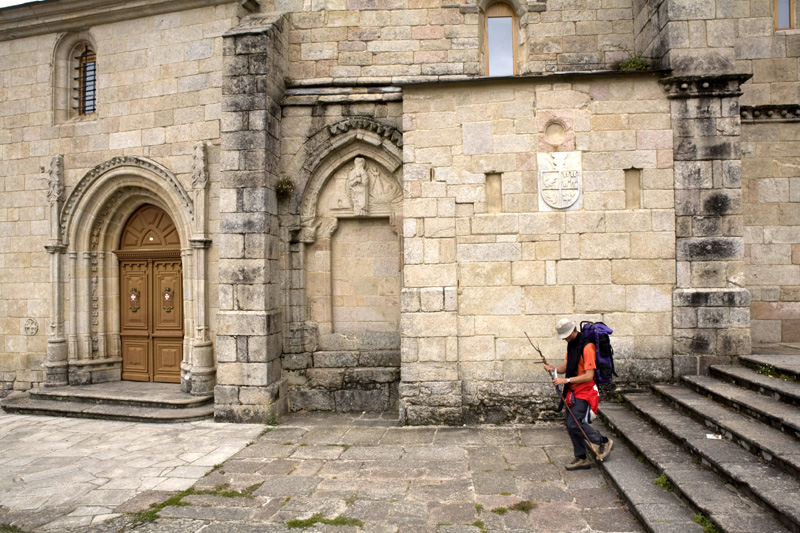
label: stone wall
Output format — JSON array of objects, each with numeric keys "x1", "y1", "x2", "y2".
[
  {"x1": 400, "y1": 74, "x2": 676, "y2": 424},
  {"x1": 0, "y1": 1, "x2": 238, "y2": 393},
  {"x1": 742, "y1": 117, "x2": 800, "y2": 343},
  {"x1": 252, "y1": 0, "x2": 638, "y2": 82}
]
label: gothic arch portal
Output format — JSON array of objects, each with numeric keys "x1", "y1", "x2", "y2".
[{"x1": 45, "y1": 154, "x2": 215, "y2": 395}]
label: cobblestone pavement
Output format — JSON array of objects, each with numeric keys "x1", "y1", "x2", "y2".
[{"x1": 0, "y1": 411, "x2": 644, "y2": 532}]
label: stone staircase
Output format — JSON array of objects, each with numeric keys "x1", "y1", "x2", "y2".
[
  {"x1": 598, "y1": 351, "x2": 800, "y2": 533},
  {"x1": 0, "y1": 381, "x2": 214, "y2": 423}
]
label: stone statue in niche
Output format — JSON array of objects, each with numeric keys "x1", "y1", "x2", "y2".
[{"x1": 348, "y1": 157, "x2": 369, "y2": 216}]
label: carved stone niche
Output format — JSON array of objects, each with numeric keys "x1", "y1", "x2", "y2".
[{"x1": 300, "y1": 155, "x2": 403, "y2": 244}]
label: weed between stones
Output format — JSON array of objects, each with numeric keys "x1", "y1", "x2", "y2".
[
  {"x1": 654, "y1": 474, "x2": 672, "y2": 491},
  {"x1": 692, "y1": 512, "x2": 718, "y2": 533},
  {"x1": 0, "y1": 524, "x2": 29, "y2": 533},
  {"x1": 130, "y1": 483, "x2": 264, "y2": 524},
  {"x1": 285, "y1": 514, "x2": 364, "y2": 528}
]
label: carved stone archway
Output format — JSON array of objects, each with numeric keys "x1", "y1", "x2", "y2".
[
  {"x1": 45, "y1": 153, "x2": 214, "y2": 394},
  {"x1": 280, "y1": 118, "x2": 404, "y2": 412}
]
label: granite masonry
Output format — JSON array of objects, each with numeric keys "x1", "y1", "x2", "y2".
[{"x1": 0, "y1": 0, "x2": 798, "y2": 424}]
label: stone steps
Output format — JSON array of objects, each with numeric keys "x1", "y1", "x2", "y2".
[
  {"x1": 623, "y1": 392, "x2": 800, "y2": 532},
  {"x1": 600, "y1": 402, "x2": 792, "y2": 533},
  {"x1": 710, "y1": 364, "x2": 800, "y2": 407},
  {"x1": 652, "y1": 383, "x2": 800, "y2": 479},
  {"x1": 0, "y1": 381, "x2": 213, "y2": 423},
  {"x1": 592, "y1": 413, "x2": 704, "y2": 533},
  {"x1": 682, "y1": 374, "x2": 800, "y2": 439},
  {"x1": 741, "y1": 353, "x2": 800, "y2": 380}
]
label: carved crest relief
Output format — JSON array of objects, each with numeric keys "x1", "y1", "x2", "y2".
[{"x1": 537, "y1": 152, "x2": 583, "y2": 211}]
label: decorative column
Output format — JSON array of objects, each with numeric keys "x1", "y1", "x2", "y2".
[
  {"x1": 44, "y1": 155, "x2": 68, "y2": 386},
  {"x1": 663, "y1": 75, "x2": 753, "y2": 375},
  {"x1": 215, "y1": 14, "x2": 289, "y2": 422},
  {"x1": 182, "y1": 140, "x2": 216, "y2": 395}
]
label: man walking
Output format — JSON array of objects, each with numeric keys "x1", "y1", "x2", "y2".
[{"x1": 544, "y1": 318, "x2": 613, "y2": 470}]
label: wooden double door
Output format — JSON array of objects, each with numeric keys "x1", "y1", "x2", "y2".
[{"x1": 117, "y1": 205, "x2": 184, "y2": 383}]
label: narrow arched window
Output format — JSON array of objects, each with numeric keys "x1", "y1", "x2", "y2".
[
  {"x1": 776, "y1": 0, "x2": 795, "y2": 29},
  {"x1": 74, "y1": 45, "x2": 96, "y2": 115},
  {"x1": 486, "y1": 3, "x2": 517, "y2": 76}
]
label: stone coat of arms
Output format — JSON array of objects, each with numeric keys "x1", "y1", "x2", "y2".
[{"x1": 537, "y1": 152, "x2": 583, "y2": 211}]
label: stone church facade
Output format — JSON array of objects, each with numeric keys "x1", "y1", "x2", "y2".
[{"x1": 0, "y1": 0, "x2": 797, "y2": 424}]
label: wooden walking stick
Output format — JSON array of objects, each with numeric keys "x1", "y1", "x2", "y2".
[{"x1": 525, "y1": 332, "x2": 603, "y2": 462}]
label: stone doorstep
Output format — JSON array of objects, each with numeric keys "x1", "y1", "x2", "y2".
[
  {"x1": 681, "y1": 375, "x2": 800, "y2": 438},
  {"x1": 709, "y1": 364, "x2": 800, "y2": 407},
  {"x1": 0, "y1": 396, "x2": 214, "y2": 423},
  {"x1": 622, "y1": 392, "x2": 800, "y2": 532},
  {"x1": 653, "y1": 383, "x2": 800, "y2": 479},
  {"x1": 599, "y1": 403, "x2": 791, "y2": 533},
  {"x1": 29, "y1": 382, "x2": 214, "y2": 409}
]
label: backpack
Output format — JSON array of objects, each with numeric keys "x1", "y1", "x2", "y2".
[{"x1": 579, "y1": 321, "x2": 617, "y2": 385}]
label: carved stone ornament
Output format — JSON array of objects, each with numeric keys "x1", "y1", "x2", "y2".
[
  {"x1": 162, "y1": 287, "x2": 174, "y2": 312},
  {"x1": 61, "y1": 156, "x2": 194, "y2": 240},
  {"x1": 129, "y1": 288, "x2": 141, "y2": 312},
  {"x1": 537, "y1": 151, "x2": 582, "y2": 211},
  {"x1": 24, "y1": 318, "x2": 39, "y2": 336},
  {"x1": 191, "y1": 141, "x2": 209, "y2": 190},
  {"x1": 47, "y1": 155, "x2": 64, "y2": 203},
  {"x1": 348, "y1": 157, "x2": 369, "y2": 216}
]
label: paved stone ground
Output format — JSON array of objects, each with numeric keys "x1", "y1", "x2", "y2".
[
  {"x1": 0, "y1": 411, "x2": 644, "y2": 533},
  {"x1": 0, "y1": 413, "x2": 262, "y2": 531}
]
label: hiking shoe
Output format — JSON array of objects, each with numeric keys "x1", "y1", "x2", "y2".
[
  {"x1": 565, "y1": 457, "x2": 591, "y2": 471},
  {"x1": 597, "y1": 438, "x2": 613, "y2": 461}
]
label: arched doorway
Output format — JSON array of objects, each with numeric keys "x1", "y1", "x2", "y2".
[{"x1": 115, "y1": 205, "x2": 184, "y2": 383}]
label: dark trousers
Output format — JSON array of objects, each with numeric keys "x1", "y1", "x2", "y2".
[{"x1": 565, "y1": 398, "x2": 605, "y2": 458}]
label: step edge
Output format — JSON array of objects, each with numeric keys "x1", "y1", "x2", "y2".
[
  {"x1": 600, "y1": 404, "x2": 791, "y2": 533},
  {"x1": 622, "y1": 393, "x2": 800, "y2": 531}
]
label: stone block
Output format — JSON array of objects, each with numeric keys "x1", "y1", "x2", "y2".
[
  {"x1": 404, "y1": 263, "x2": 458, "y2": 287},
  {"x1": 314, "y1": 351, "x2": 357, "y2": 367},
  {"x1": 625, "y1": 285, "x2": 672, "y2": 312},
  {"x1": 401, "y1": 312, "x2": 457, "y2": 337},
  {"x1": 519, "y1": 212, "x2": 566, "y2": 235},
  {"x1": 457, "y1": 243, "x2": 521, "y2": 262},
  {"x1": 401, "y1": 362, "x2": 459, "y2": 381},
  {"x1": 522, "y1": 285, "x2": 574, "y2": 314},
  {"x1": 676, "y1": 237, "x2": 743, "y2": 261},
  {"x1": 460, "y1": 286, "x2": 523, "y2": 315},
  {"x1": 307, "y1": 368, "x2": 344, "y2": 388},
  {"x1": 673, "y1": 288, "x2": 751, "y2": 308},
  {"x1": 458, "y1": 335, "x2": 495, "y2": 362},
  {"x1": 716, "y1": 328, "x2": 751, "y2": 356},
  {"x1": 471, "y1": 214, "x2": 519, "y2": 235},
  {"x1": 574, "y1": 284, "x2": 626, "y2": 312},
  {"x1": 511, "y1": 261, "x2": 545, "y2": 286},
  {"x1": 420, "y1": 287, "x2": 444, "y2": 312},
  {"x1": 290, "y1": 389, "x2": 335, "y2": 411},
  {"x1": 216, "y1": 362, "x2": 268, "y2": 386},
  {"x1": 557, "y1": 259, "x2": 612, "y2": 284}
]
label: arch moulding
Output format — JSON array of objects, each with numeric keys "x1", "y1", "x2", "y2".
[{"x1": 46, "y1": 155, "x2": 215, "y2": 395}]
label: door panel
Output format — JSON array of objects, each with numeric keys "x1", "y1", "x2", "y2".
[
  {"x1": 153, "y1": 339, "x2": 182, "y2": 383},
  {"x1": 121, "y1": 337, "x2": 150, "y2": 382},
  {"x1": 120, "y1": 258, "x2": 183, "y2": 383}
]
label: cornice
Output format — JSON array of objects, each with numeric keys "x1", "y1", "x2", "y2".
[
  {"x1": 0, "y1": 0, "x2": 233, "y2": 41},
  {"x1": 660, "y1": 74, "x2": 753, "y2": 100},
  {"x1": 741, "y1": 105, "x2": 800, "y2": 123}
]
